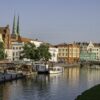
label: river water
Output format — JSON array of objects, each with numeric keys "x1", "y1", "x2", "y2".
[{"x1": 0, "y1": 67, "x2": 100, "y2": 100}]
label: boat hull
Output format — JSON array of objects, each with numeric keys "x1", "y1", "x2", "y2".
[
  {"x1": 38, "y1": 71, "x2": 49, "y2": 74},
  {"x1": 49, "y1": 70, "x2": 63, "y2": 74},
  {"x1": 49, "y1": 66, "x2": 64, "y2": 74}
]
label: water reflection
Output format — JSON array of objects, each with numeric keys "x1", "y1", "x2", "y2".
[
  {"x1": 64, "y1": 67, "x2": 80, "y2": 87},
  {"x1": 0, "y1": 67, "x2": 100, "y2": 100}
]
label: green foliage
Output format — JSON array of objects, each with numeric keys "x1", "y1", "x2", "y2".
[
  {"x1": 38, "y1": 43, "x2": 51, "y2": 62},
  {"x1": 20, "y1": 42, "x2": 36, "y2": 60},
  {"x1": 0, "y1": 42, "x2": 5, "y2": 60},
  {"x1": 20, "y1": 42, "x2": 51, "y2": 62}
]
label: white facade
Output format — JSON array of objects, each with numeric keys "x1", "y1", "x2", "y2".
[
  {"x1": 30, "y1": 40, "x2": 42, "y2": 47},
  {"x1": 11, "y1": 42, "x2": 24, "y2": 61},
  {"x1": 87, "y1": 41, "x2": 94, "y2": 50},
  {"x1": 49, "y1": 47, "x2": 58, "y2": 62},
  {"x1": 5, "y1": 49, "x2": 13, "y2": 61},
  {"x1": 87, "y1": 41, "x2": 100, "y2": 61},
  {"x1": 93, "y1": 47, "x2": 100, "y2": 60},
  {"x1": 0, "y1": 34, "x2": 3, "y2": 42},
  {"x1": 10, "y1": 40, "x2": 43, "y2": 61}
]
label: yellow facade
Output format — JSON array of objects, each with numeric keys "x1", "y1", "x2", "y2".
[{"x1": 57, "y1": 43, "x2": 80, "y2": 63}]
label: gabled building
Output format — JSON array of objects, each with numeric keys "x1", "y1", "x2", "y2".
[{"x1": 87, "y1": 42, "x2": 100, "y2": 61}]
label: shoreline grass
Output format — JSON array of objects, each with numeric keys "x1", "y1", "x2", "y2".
[{"x1": 75, "y1": 84, "x2": 100, "y2": 100}]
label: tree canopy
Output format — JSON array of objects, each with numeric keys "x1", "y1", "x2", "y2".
[
  {"x1": 37, "y1": 43, "x2": 51, "y2": 63},
  {"x1": 20, "y1": 42, "x2": 37, "y2": 60},
  {"x1": 20, "y1": 42, "x2": 51, "y2": 63}
]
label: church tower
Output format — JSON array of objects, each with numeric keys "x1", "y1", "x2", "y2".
[
  {"x1": 11, "y1": 15, "x2": 17, "y2": 38},
  {"x1": 17, "y1": 15, "x2": 20, "y2": 36},
  {"x1": 11, "y1": 15, "x2": 20, "y2": 40}
]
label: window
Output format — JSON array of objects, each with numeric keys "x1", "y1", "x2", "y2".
[
  {"x1": 19, "y1": 47, "x2": 21, "y2": 50},
  {"x1": 53, "y1": 53, "x2": 55, "y2": 57},
  {"x1": 13, "y1": 47, "x2": 15, "y2": 50},
  {"x1": 13, "y1": 52, "x2": 15, "y2": 56},
  {"x1": 59, "y1": 49, "x2": 61, "y2": 52},
  {"x1": 59, "y1": 53, "x2": 61, "y2": 56},
  {"x1": 16, "y1": 47, "x2": 18, "y2": 50},
  {"x1": 16, "y1": 52, "x2": 19, "y2": 56}
]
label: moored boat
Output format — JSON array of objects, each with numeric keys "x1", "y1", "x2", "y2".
[
  {"x1": 49, "y1": 66, "x2": 64, "y2": 74},
  {"x1": 34, "y1": 64, "x2": 49, "y2": 74}
]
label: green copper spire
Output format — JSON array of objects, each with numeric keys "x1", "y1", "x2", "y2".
[
  {"x1": 12, "y1": 15, "x2": 17, "y2": 35},
  {"x1": 17, "y1": 15, "x2": 20, "y2": 36}
]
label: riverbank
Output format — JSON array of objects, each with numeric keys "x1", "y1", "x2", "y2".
[
  {"x1": 54, "y1": 62, "x2": 80, "y2": 67},
  {"x1": 75, "y1": 84, "x2": 100, "y2": 100}
]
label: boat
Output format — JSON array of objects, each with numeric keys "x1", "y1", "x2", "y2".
[
  {"x1": 33, "y1": 64, "x2": 49, "y2": 74},
  {"x1": 33, "y1": 63, "x2": 64, "y2": 74},
  {"x1": 49, "y1": 66, "x2": 64, "y2": 74}
]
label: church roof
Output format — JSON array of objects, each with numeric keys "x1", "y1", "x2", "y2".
[
  {"x1": 19, "y1": 37, "x2": 32, "y2": 43},
  {"x1": 11, "y1": 36, "x2": 33, "y2": 43}
]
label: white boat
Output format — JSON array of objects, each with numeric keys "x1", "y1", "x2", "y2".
[{"x1": 49, "y1": 66, "x2": 64, "y2": 74}]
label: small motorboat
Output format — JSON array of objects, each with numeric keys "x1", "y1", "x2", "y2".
[{"x1": 49, "y1": 66, "x2": 64, "y2": 74}]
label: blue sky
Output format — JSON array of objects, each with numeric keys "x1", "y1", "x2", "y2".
[{"x1": 0, "y1": 0, "x2": 100, "y2": 44}]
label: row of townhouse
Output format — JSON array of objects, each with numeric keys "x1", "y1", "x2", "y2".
[
  {"x1": 56, "y1": 41, "x2": 100, "y2": 63},
  {"x1": 10, "y1": 41, "x2": 81, "y2": 64},
  {"x1": 8, "y1": 42, "x2": 80, "y2": 64}
]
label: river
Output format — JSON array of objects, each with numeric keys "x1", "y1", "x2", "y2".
[{"x1": 0, "y1": 66, "x2": 100, "y2": 100}]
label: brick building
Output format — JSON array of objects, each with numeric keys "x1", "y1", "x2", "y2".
[{"x1": 0, "y1": 25, "x2": 11, "y2": 49}]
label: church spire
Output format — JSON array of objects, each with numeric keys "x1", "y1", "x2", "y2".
[
  {"x1": 17, "y1": 15, "x2": 20, "y2": 36},
  {"x1": 12, "y1": 15, "x2": 17, "y2": 35}
]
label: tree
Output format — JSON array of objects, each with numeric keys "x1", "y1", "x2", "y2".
[
  {"x1": 20, "y1": 42, "x2": 37, "y2": 60},
  {"x1": 38, "y1": 43, "x2": 51, "y2": 64},
  {"x1": 20, "y1": 42, "x2": 51, "y2": 63},
  {"x1": 0, "y1": 42, "x2": 5, "y2": 60}
]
